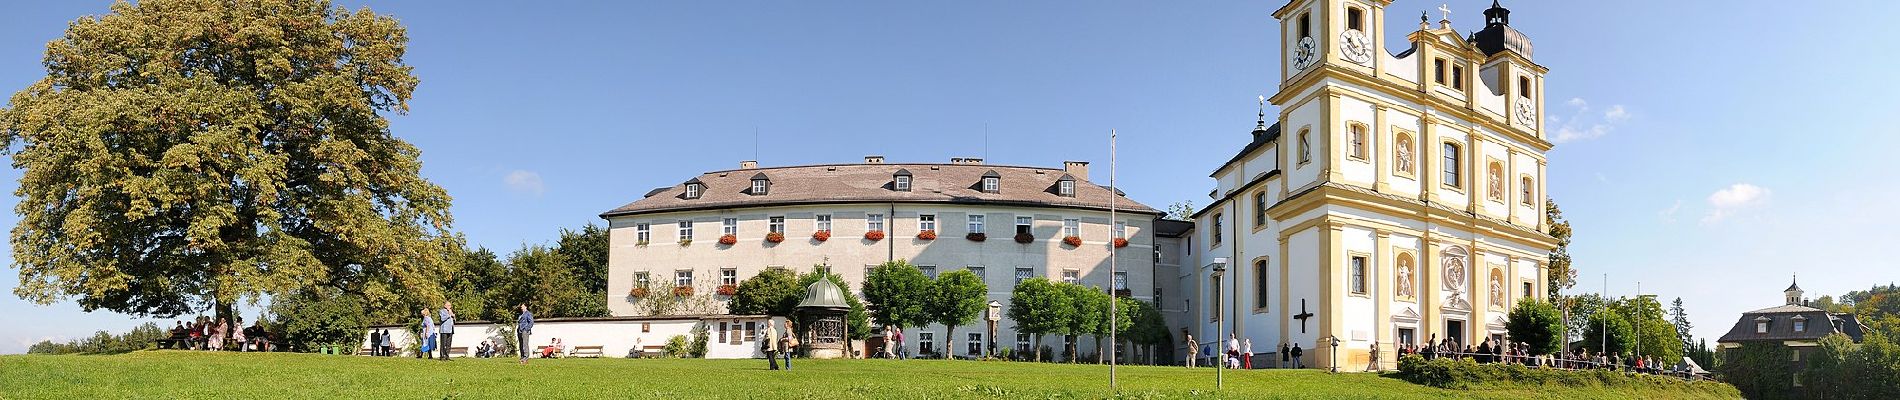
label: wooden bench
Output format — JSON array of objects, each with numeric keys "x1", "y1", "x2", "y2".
[
  {"x1": 571, "y1": 345, "x2": 604, "y2": 358},
  {"x1": 629, "y1": 345, "x2": 667, "y2": 358},
  {"x1": 359, "y1": 347, "x2": 376, "y2": 356},
  {"x1": 447, "y1": 346, "x2": 469, "y2": 357}
]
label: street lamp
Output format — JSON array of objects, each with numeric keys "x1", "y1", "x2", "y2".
[
  {"x1": 1328, "y1": 336, "x2": 1342, "y2": 373},
  {"x1": 1209, "y1": 258, "x2": 1228, "y2": 390}
]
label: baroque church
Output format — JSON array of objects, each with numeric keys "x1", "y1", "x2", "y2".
[{"x1": 1178, "y1": 0, "x2": 1556, "y2": 371}]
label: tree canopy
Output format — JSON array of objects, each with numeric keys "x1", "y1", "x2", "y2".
[
  {"x1": 0, "y1": 0, "x2": 456, "y2": 321},
  {"x1": 928, "y1": 269, "x2": 988, "y2": 356},
  {"x1": 862, "y1": 260, "x2": 932, "y2": 328},
  {"x1": 1504, "y1": 298, "x2": 1564, "y2": 355},
  {"x1": 728, "y1": 267, "x2": 801, "y2": 317},
  {"x1": 1007, "y1": 277, "x2": 1070, "y2": 362}
]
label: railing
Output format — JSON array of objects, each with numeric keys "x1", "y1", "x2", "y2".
[{"x1": 1399, "y1": 350, "x2": 1708, "y2": 380}]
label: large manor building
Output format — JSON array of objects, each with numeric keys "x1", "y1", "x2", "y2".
[
  {"x1": 600, "y1": 157, "x2": 1161, "y2": 358},
  {"x1": 1174, "y1": 0, "x2": 1556, "y2": 371}
]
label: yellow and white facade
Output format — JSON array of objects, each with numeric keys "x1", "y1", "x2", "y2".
[{"x1": 1185, "y1": 0, "x2": 1556, "y2": 372}]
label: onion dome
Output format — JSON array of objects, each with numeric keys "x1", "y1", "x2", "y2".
[{"x1": 1468, "y1": 1, "x2": 1532, "y2": 58}]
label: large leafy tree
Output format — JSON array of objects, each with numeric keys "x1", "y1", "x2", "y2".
[
  {"x1": 862, "y1": 260, "x2": 932, "y2": 329},
  {"x1": 1504, "y1": 297, "x2": 1564, "y2": 355},
  {"x1": 555, "y1": 224, "x2": 609, "y2": 294},
  {"x1": 1007, "y1": 277, "x2": 1070, "y2": 362},
  {"x1": 728, "y1": 267, "x2": 801, "y2": 317},
  {"x1": 497, "y1": 245, "x2": 605, "y2": 318},
  {"x1": 1124, "y1": 299, "x2": 1172, "y2": 365},
  {"x1": 1580, "y1": 308, "x2": 1635, "y2": 356},
  {"x1": 0, "y1": 0, "x2": 456, "y2": 322},
  {"x1": 927, "y1": 269, "x2": 987, "y2": 358},
  {"x1": 1060, "y1": 282, "x2": 1109, "y2": 363}
]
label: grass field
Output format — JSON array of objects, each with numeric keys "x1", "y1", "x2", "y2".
[{"x1": 0, "y1": 351, "x2": 1738, "y2": 399}]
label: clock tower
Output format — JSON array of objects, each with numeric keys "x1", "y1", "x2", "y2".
[{"x1": 1275, "y1": 0, "x2": 1392, "y2": 83}]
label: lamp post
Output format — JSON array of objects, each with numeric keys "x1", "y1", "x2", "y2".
[
  {"x1": 1209, "y1": 258, "x2": 1228, "y2": 390},
  {"x1": 986, "y1": 300, "x2": 1002, "y2": 358},
  {"x1": 1328, "y1": 335, "x2": 1342, "y2": 373}
]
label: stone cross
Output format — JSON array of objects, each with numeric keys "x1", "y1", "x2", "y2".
[
  {"x1": 1438, "y1": 3, "x2": 1452, "y2": 22},
  {"x1": 1293, "y1": 299, "x2": 1317, "y2": 333}
]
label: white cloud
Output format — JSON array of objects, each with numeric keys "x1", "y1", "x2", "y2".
[
  {"x1": 1701, "y1": 183, "x2": 1770, "y2": 224},
  {"x1": 1551, "y1": 98, "x2": 1630, "y2": 144},
  {"x1": 503, "y1": 170, "x2": 545, "y2": 197},
  {"x1": 1659, "y1": 199, "x2": 1682, "y2": 223}
]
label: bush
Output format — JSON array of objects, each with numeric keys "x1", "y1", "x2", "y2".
[
  {"x1": 1394, "y1": 354, "x2": 1738, "y2": 397},
  {"x1": 663, "y1": 335, "x2": 692, "y2": 358}
]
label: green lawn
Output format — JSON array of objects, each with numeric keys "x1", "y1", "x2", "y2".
[{"x1": 0, "y1": 351, "x2": 1736, "y2": 399}]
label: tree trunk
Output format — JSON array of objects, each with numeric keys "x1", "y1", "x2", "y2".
[
  {"x1": 1034, "y1": 334, "x2": 1042, "y2": 362},
  {"x1": 944, "y1": 324, "x2": 956, "y2": 360}
]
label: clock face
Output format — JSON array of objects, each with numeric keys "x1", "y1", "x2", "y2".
[
  {"x1": 1291, "y1": 36, "x2": 1318, "y2": 71},
  {"x1": 1514, "y1": 104, "x2": 1537, "y2": 126},
  {"x1": 1340, "y1": 30, "x2": 1372, "y2": 65}
]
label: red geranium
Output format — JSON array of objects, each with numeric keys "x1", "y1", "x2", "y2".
[
  {"x1": 1062, "y1": 236, "x2": 1083, "y2": 247},
  {"x1": 673, "y1": 286, "x2": 694, "y2": 297},
  {"x1": 865, "y1": 230, "x2": 885, "y2": 241},
  {"x1": 717, "y1": 284, "x2": 738, "y2": 296},
  {"x1": 966, "y1": 232, "x2": 987, "y2": 242},
  {"x1": 718, "y1": 234, "x2": 738, "y2": 245},
  {"x1": 1113, "y1": 238, "x2": 1129, "y2": 248},
  {"x1": 917, "y1": 230, "x2": 937, "y2": 240},
  {"x1": 813, "y1": 231, "x2": 831, "y2": 242},
  {"x1": 630, "y1": 287, "x2": 649, "y2": 298},
  {"x1": 765, "y1": 232, "x2": 785, "y2": 243}
]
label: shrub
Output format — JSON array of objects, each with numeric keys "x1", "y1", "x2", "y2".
[
  {"x1": 664, "y1": 335, "x2": 692, "y2": 358},
  {"x1": 1394, "y1": 354, "x2": 1738, "y2": 397}
]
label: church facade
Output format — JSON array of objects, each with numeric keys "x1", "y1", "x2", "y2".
[{"x1": 1181, "y1": 0, "x2": 1556, "y2": 371}]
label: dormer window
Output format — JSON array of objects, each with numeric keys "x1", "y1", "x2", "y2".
[
  {"x1": 1756, "y1": 316, "x2": 1771, "y2": 333},
  {"x1": 1793, "y1": 315, "x2": 1809, "y2": 332},
  {"x1": 1057, "y1": 175, "x2": 1076, "y2": 197},
  {"x1": 981, "y1": 170, "x2": 1001, "y2": 193},
  {"x1": 683, "y1": 178, "x2": 704, "y2": 199},
  {"x1": 893, "y1": 169, "x2": 912, "y2": 191}
]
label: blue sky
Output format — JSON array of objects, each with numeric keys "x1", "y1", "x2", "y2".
[{"x1": 2, "y1": 1, "x2": 1897, "y2": 353}]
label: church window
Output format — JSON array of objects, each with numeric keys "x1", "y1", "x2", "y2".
[
  {"x1": 1298, "y1": 13, "x2": 1312, "y2": 39},
  {"x1": 1211, "y1": 213, "x2": 1223, "y2": 246},
  {"x1": 1347, "y1": 7, "x2": 1364, "y2": 31},
  {"x1": 1254, "y1": 259, "x2": 1270, "y2": 310},
  {"x1": 1297, "y1": 128, "x2": 1312, "y2": 164},
  {"x1": 1442, "y1": 142, "x2": 1463, "y2": 189},
  {"x1": 1518, "y1": 76, "x2": 1533, "y2": 98},
  {"x1": 1433, "y1": 59, "x2": 1447, "y2": 84},
  {"x1": 1487, "y1": 161, "x2": 1505, "y2": 202},
  {"x1": 1395, "y1": 132, "x2": 1415, "y2": 175},
  {"x1": 1520, "y1": 176, "x2": 1534, "y2": 205},
  {"x1": 1350, "y1": 256, "x2": 1369, "y2": 295},
  {"x1": 1253, "y1": 192, "x2": 1267, "y2": 227},
  {"x1": 1348, "y1": 123, "x2": 1368, "y2": 161},
  {"x1": 1452, "y1": 66, "x2": 1466, "y2": 90},
  {"x1": 1522, "y1": 281, "x2": 1533, "y2": 299}
]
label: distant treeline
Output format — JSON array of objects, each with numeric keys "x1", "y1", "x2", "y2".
[{"x1": 27, "y1": 323, "x2": 167, "y2": 355}]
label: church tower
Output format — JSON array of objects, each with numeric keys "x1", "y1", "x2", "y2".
[{"x1": 1785, "y1": 275, "x2": 1804, "y2": 306}]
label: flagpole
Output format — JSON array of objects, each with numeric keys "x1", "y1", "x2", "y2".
[{"x1": 1108, "y1": 128, "x2": 1118, "y2": 391}]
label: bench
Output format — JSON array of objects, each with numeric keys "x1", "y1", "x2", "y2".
[
  {"x1": 360, "y1": 347, "x2": 376, "y2": 356},
  {"x1": 155, "y1": 338, "x2": 191, "y2": 350},
  {"x1": 447, "y1": 347, "x2": 469, "y2": 358},
  {"x1": 571, "y1": 345, "x2": 604, "y2": 358},
  {"x1": 630, "y1": 345, "x2": 667, "y2": 358}
]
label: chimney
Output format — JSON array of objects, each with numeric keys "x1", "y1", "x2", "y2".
[
  {"x1": 1062, "y1": 161, "x2": 1090, "y2": 181},
  {"x1": 950, "y1": 157, "x2": 984, "y2": 165},
  {"x1": 864, "y1": 155, "x2": 884, "y2": 164},
  {"x1": 739, "y1": 160, "x2": 758, "y2": 170}
]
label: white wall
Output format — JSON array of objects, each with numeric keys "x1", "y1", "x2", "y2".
[{"x1": 362, "y1": 316, "x2": 773, "y2": 359}]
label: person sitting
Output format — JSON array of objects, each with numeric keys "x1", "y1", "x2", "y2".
[
  {"x1": 541, "y1": 338, "x2": 564, "y2": 358},
  {"x1": 476, "y1": 340, "x2": 494, "y2": 358}
]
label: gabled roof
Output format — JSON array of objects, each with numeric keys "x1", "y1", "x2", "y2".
[
  {"x1": 1717, "y1": 304, "x2": 1867, "y2": 344},
  {"x1": 750, "y1": 172, "x2": 769, "y2": 180},
  {"x1": 601, "y1": 163, "x2": 1162, "y2": 218},
  {"x1": 893, "y1": 168, "x2": 911, "y2": 176}
]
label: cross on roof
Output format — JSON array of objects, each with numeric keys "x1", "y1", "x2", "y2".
[{"x1": 1438, "y1": 3, "x2": 1453, "y2": 22}]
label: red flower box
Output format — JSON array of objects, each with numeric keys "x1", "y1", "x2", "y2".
[
  {"x1": 765, "y1": 232, "x2": 785, "y2": 243},
  {"x1": 917, "y1": 230, "x2": 937, "y2": 240},
  {"x1": 865, "y1": 230, "x2": 885, "y2": 241},
  {"x1": 813, "y1": 231, "x2": 831, "y2": 242},
  {"x1": 630, "y1": 287, "x2": 649, "y2": 298},
  {"x1": 966, "y1": 232, "x2": 987, "y2": 242},
  {"x1": 673, "y1": 286, "x2": 694, "y2": 297},
  {"x1": 717, "y1": 284, "x2": 738, "y2": 296},
  {"x1": 1062, "y1": 236, "x2": 1083, "y2": 247},
  {"x1": 1113, "y1": 238, "x2": 1129, "y2": 248},
  {"x1": 1014, "y1": 233, "x2": 1035, "y2": 244},
  {"x1": 718, "y1": 234, "x2": 738, "y2": 245}
]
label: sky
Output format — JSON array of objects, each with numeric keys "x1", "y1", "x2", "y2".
[{"x1": 2, "y1": 0, "x2": 1897, "y2": 354}]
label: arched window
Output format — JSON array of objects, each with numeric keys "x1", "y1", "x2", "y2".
[
  {"x1": 1395, "y1": 132, "x2": 1415, "y2": 175},
  {"x1": 1487, "y1": 161, "x2": 1504, "y2": 201},
  {"x1": 1520, "y1": 176, "x2": 1534, "y2": 205},
  {"x1": 1297, "y1": 128, "x2": 1312, "y2": 164},
  {"x1": 1395, "y1": 252, "x2": 1416, "y2": 299},
  {"x1": 1348, "y1": 122, "x2": 1368, "y2": 161},
  {"x1": 1442, "y1": 142, "x2": 1462, "y2": 189}
]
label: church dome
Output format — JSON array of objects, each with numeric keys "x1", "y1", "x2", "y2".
[{"x1": 1468, "y1": 1, "x2": 1532, "y2": 58}]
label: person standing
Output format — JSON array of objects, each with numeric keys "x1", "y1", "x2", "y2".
[
  {"x1": 1367, "y1": 342, "x2": 1381, "y2": 372},
  {"x1": 420, "y1": 308, "x2": 437, "y2": 360},
  {"x1": 1183, "y1": 333, "x2": 1198, "y2": 368},
  {"x1": 516, "y1": 304, "x2": 534, "y2": 364},
  {"x1": 380, "y1": 329, "x2": 393, "y2": 356},
  {"x1": 762, "y1": 318, "x2": 781, "y2": 370},
  {"x1": 1280, "y1": 342, "x2": 1290, "y2": 369},
  {"x1": 1225, "y1": 334, "x2": 1240, "y2": 369},
  {"x1": 1242, "y1": 338, "x2": 1254, "y2": 370},
  {"x1": 1291, "y1": 343, "x2": 1304, "y2": 369},
  {"x1": 438, "y1": 301, "x2": 456, "y2": 361},
  {"x1": 780, "y1": 320, "x2": 797, "y2": 370},
  {"x1": 893, "y1": 327, "x2": 906, "y2": 360},
  {"x1": 369, "y1": 330, "x2": 380, "y2": 356}
]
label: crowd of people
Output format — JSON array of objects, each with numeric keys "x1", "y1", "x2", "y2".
[
  {"x1": 1395, "y1": 335, "x2": 1698, "y2": 378},
  {"x1": 162, "y1": 316, "x2": 271, "y2": 352}
]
